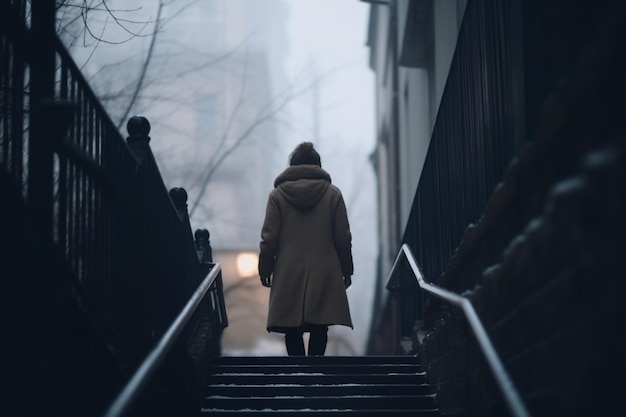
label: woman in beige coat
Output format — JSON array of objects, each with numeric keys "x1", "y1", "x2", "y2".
[{"x1": 258, "y1": 142, "x2": 353, "y2": 356}]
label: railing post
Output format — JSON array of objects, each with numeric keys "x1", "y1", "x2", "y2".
[
  {"x1": 123, "y1": 115, "x2": 153, "y2": 348},
  {"x1": 193, "y1": 228, "x2": 227, "y2": 350},
  {"x1": 169, "y1": 187, "x2": 188, "y2": 217},
  {"x1": 28, "y1": 0, "x2": 57, "y2": 240},
  {"x1": 194, "y1": 228, "x2": 212, "y2": 263},
  {"x1": 126, "y1": 115, "x2": 151, "y2": 162}
]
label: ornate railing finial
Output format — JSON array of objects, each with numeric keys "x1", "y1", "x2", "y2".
[
  {"x1": 194, "y1": 229, "x2": 212, "y2": 263},
  {"x1": 169, "y1": 187, "x2": 188, "y2": 212},
  {"x1": 194, "y1": 228, "x2": 210, "y2": 244},
  {"x1": 126, "y1": 115, "x2": 151, "y2": 144}
]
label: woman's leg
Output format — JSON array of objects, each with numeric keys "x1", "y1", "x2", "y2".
[
  {"x1": 307, "y1": 325, "x2": 328, "y2": 356},
  {"x1": 285, "y1": 328, "x2": 305, "y2": 356}
]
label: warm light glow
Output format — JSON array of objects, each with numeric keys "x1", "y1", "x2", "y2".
[{"x1": 236, "y1": 252, "x2": 259, "y2": 278}]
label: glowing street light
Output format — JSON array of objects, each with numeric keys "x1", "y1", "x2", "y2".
[{"x1": 236, "y1": 252, "x2": 259, "y2": 278}]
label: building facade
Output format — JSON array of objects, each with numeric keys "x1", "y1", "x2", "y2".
[{"x1": 365, "y1": 0, "x2": 468, "y2": 347}]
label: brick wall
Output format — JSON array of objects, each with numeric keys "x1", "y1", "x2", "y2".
[{"x1": 418, "y1": 8, "x2": 626, "y2": 417}]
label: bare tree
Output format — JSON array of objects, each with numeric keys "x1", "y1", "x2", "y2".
[{"x1": 55, "y1": 1, "x2": 344, "y2": 205}]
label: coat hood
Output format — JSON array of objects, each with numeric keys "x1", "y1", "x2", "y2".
[{"x1": 274, "y1": 165, "x2": 331, "y2": 211}]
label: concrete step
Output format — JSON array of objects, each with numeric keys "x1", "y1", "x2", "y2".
[
  {"x1": 203, "y1": 395, "x2": 438, "y2": 411},
  {"x1": 210, "y1": 363, "x2": 424, "y2": 375},
  {"x1": 202, "y1": 356, "x2": 439, "y2": 415},
  {"x1": 206, "y1": 383, "x2": 434, "y2": 397},
  {"x1": 206, "y1": 372, "x2": 428, "y2": 385},
  {"x1": 201, "y1": 411, "x2": 440, "y2": 416},
  {"x1": 213, "y1": 355, "x2": 422, "y2": 366}
]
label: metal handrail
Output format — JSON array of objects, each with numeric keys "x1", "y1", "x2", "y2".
[
  {"x1": 103, "y1": 262, "x2": 222, "y2": 417},
  {"x1": 389, "y1": 244, "x2": 530, "y2": 417}
]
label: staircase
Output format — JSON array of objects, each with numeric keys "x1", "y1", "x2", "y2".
[{"x1": 203, "y1": 355, "x2": 439, "y2": 415}]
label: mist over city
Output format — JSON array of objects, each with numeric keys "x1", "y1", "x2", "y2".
[{"x1": 59, "y1": 0, "x2": 377, "y2": 355}]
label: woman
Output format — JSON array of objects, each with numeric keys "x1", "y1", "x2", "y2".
[{"x1": 258, "y1": 142, "x2": 353, "y2": 356}]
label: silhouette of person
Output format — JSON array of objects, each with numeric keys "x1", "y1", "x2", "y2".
[{"x1": 258, "y1": 142, "x2": 353, "y2": 356}]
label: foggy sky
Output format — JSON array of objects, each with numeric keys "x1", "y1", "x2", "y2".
[
  {"x1": 281, "y1": 0, "x2": 377, "y2": 354},
  {"x1": 62, "y1": 0, "x2": 377, "y2": 355}
]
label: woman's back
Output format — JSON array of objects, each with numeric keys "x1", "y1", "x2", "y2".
[{"x1": 258, "y1": 143, "x2": 353, "y2": 355}]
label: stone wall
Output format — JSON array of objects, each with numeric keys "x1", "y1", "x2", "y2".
[{"x1": 418, "y1": 8, "x2": 626, "y2": 416}]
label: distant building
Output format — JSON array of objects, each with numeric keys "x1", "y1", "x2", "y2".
[
  {"x1": 180, "y1": 0, "x2": 291, "y2": 353},
  {"x1": 164, "y1": 0, "x2": 291, "y2": 250}
]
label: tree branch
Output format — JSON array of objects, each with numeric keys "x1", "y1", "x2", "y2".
[
  {"x1": 188, "y1": 65, "x2": 343, "y2": 218},
  {"x1": 115, "y1": 0, "x2": 164, "y2": 129}
]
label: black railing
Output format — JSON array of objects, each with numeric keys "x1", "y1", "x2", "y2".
[
  {"x1": 1, "y1": 2, "x2": 228, "y2": 415},
  {"x1": 392, "y1": 0, "x2": 618, "y2": 338},
  {"x1": 403, "y1": 0, "x2": 526, "y2": 293},
  {"x1": 0, "y1": 0, "x2": 30, "y2": 194},
  {"x1": 376, "y1": 0, "x2": 529, "y2": 345}
]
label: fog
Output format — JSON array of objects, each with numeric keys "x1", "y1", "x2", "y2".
[{"x1": 62, "y1": 0, "x2": 376, "y2": 355}]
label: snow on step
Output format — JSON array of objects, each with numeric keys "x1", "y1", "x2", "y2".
[{"x1": 202, "y1": 356, "x2": 440, "y2": 415}]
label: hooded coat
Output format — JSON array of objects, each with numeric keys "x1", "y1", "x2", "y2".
[{"x1": 259, "y1": 164, "x2": 353, "y2": 332}]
